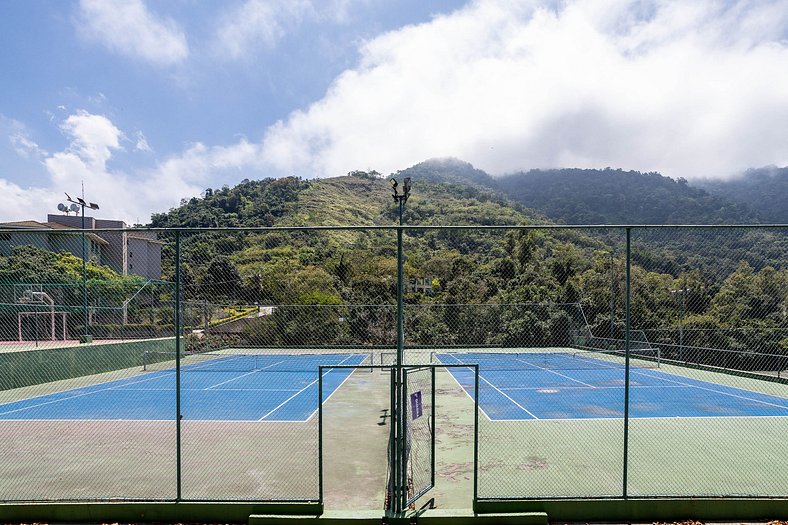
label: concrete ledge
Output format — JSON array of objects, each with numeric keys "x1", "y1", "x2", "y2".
[
  {"x1": 249, "y1": 510, "x2": 381, "y2": 525},
  {"x1": 414, "y1": 509, "x2": 548, "y2": 525},
  {"x1": 474, "y1": 497, "x2": 788, "y2": 522},
  {"x1": 0, "y1": 501, "x2": 321, "y2": 523}
]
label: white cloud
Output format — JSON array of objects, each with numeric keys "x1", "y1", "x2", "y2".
[
  {"x1": 10, "y1": 132, "x2": 46, "y2": 160},
  {"x1": 215, "y1": 0, "x2": 313, "y2": 59},
  {"x1": 56, "y1": 110, "x2": 122, "y2": 169},
  {"x1": 2, "y1": 116, "x2": 47, "y2": 159},
  {"x1": 257, "y1": 0, "x2": 788, "y2": 180},
  {"x1": 0, "y1": 179, "x2": 61, "y2": 222},
  {"x1": 213, "y1": 0, "x2": 377, "y2": 59},
  {"x1": 76, "y1": 0, "x2": 188, "y2": 66},
  {"x1": 134, "y1": 131, "x2": 152, "y2": 153},
  {"x1": 0, "y1": 110, "x2": 266, "y2": 223}
]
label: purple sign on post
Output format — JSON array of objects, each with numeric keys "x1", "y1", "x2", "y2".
[{"x1": 410, "y1": 391, "x2": 423, "y2": 420}]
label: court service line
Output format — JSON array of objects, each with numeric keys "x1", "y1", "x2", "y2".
[
  {"x1": 204, "y1": 360, "x2": 285, "y2": 389},
  {"x1": 258, "y1": 354, "x2": 358, "y2": 421},
  {"x1": 513, "y1": 357, "x2": 596, "y2": 387},
  {"x1": 441, "y1": 353, "x2": 539, "y2": 420}
]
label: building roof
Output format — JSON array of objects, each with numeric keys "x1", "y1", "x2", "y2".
[{"x1": 0, "y1": 220, "x2": 109, "y2": 244}]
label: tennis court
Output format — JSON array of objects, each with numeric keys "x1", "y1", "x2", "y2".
[
  {"x1": 436, "y1": 349, "x2": 788, "y2": 420},
  {"x1": 0, "y1": 351, "x2": 370, "y2": 421}
]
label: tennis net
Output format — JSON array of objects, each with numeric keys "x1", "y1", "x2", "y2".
[
  {"x1": 142, "y1": 349, "x2": 373, "y2": 373},
  {"x1": 431, "y1": 346, "x2": 661, "y2": 370}
]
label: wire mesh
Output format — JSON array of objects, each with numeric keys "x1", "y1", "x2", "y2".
[
  {"x1": 0, "y1": 228, "x2": 175, "y2": 501},
  {"x1": 403, "y1": 366, "x2": 434, "y2": 506},
  {"x1": 627, "y1": 227, "x2": 788, "y2": 497},
  {"x1": 1, "y1": 224, "x2": 786, "y2": 504},
  {"x1": 175, "y1": 228, "x2": 396, "y2": 501}
]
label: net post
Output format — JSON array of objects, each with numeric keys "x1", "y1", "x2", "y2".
[
  {"x1": 623, "y1": 227, "x2": 631, "y2": 498},
  {"x1": 175, "y1": 230, "x2": 182, "y2": 501}
]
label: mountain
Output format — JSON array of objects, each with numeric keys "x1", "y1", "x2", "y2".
[
  {"x1": 401, "y1": 159, "x2": 758, "y2": 225},
  {"x1": 696, "y1": 166, "x2": 788, "y2": 223},
  {"x1": 495, "y1": 168, "x2": 759, "y2": 224},
  {"x1": 139, "y1": 169, "x2": 788, "y2": 365}
]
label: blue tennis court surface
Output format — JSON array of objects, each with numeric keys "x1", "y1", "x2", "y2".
[
  {"x1": 0, "y1": 352, "x2": 368, "y2": 422},
  {"x1": 437, "y1": 351, "x2": 788, "y2": 420}
]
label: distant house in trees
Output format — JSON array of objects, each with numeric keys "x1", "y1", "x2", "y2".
[{"x1": 0, "y1": 214, "x2": 163, "y2": 279}]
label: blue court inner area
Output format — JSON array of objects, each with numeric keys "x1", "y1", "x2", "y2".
[
  {"x1": 437, "y1": 351, "x2": 788, "y2": 420},
  {"x1": 0, "y1": 352, "x2": 369, "y2": 421}
]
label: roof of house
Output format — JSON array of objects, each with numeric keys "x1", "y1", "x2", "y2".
[{"x1": 0, "y1": 220, "x2": 109, "y2": 244}]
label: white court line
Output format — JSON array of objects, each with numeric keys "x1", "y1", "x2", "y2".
[
  {"x1": 258, "y1": 354, "x2": 358, "y2": 421},
  {"x1": 117, "y1": 387, "x2": 301, "y2": 392},
  {"x1": 205, "y1": 360, "x2": 285, "y2": 389},
  {"x1": 527, "y1": 352, "x2": 788, "y2": 412},
  {"x1": 432, "y1": 358, "x2": 492, "y2": 421},
  {"x1": 490, "y1": 413, "x2": 788, "y2": 422},
  {"x1": 441, "y1": 353, "x2": 539, "y2": 420},
  {"x1": 0, "y1": 417, "x2": 348, "y2": 423},
  {"x1": 0, "y1": 371, "x2": 177, "y2": 416},
  {"x1": 631, "y1": 369, "x2": 788, "y2": 410},
  {"x1": 502, "y1": 384, "x2": 689, "y2": 391},
  {"x1": 304, "y1": 358, "x2": 369, "y2": 422},
  {"x1": 513, "y1": 357, "x2": 596, "y2": 388}
]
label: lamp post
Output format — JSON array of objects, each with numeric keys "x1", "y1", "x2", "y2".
[
  {"x1": 64, "y1": 192, "x2": 99, "y2": 343},
  {"x1": 389, "y1": 176, "x2": 411, "y2": 513}
]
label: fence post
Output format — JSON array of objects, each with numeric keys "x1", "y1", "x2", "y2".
[
  {"x1": 175, "y1": 230, "x2": 182, "y2": 501},
  {"x1": 473, "y1": 364, "x2": 479, "y2": 505},
  {"x1": 318, "y1": 366, "x2": 324, "y2": 506},
  {"x1": 623, "y1": 227, "x2": 631, "y2": 498}
]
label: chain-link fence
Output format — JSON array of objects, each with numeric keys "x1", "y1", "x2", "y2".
[{"x1": 0, "y1": 225, "x2": 786, "y2": 504}]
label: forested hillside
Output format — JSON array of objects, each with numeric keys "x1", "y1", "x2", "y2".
[
  {"x1": 697, "y1": 166, "x2": 788, "y2": 223},
  {"x1": 401, "y1": 159, "x2": 758, "y2": 225},
  {"x1": 2, "y1": 166, "x2": 785, "y2": 370},
  {"x1": 136, "y1": 170, "x2": 788, "y2": 369}
]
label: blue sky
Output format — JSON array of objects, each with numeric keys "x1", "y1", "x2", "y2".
[{"x1": 1, "y1": 0, "x2": 787, "y2": 223}]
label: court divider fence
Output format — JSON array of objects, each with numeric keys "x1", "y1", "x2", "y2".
[{"x1": 0, "y1": 225, "x2": 786, "y2": 513}]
